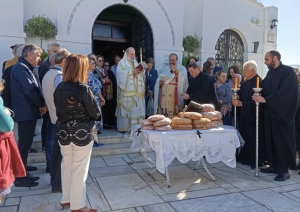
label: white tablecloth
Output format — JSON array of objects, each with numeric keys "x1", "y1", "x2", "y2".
[{"x1": 130, "y1": 125, "x2": 241, "y2": 174}]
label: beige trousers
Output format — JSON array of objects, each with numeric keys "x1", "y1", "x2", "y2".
[{"x1": 59, "y1": 141, "x2": 93, "y2": 210}]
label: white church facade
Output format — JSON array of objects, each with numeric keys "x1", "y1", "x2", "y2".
[{"x1": 0, "y1": 0, "x2": 278, "y2": 77}]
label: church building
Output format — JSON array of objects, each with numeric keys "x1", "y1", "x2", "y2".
[{"x1": 0, "y1": 0, "x2": 278, "y2": 77}]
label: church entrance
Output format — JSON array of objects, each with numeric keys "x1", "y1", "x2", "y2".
[
  {"x1": 92, "y1": 5, "x2": 154, "y2": 63},
  {"x1": 215, "y1": 30, "x2": 244, "y2": 71}
]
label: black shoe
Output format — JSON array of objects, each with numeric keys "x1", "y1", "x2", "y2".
[
  {"x1": 25, "y1": 165, "x2": 37, "y2": 171},
  {"x1": 97, "y1": 130, "x2": 101, "y2": 134},
  {"x1": 260, "y1": 167, "x2": 278, "y2": 174},
  {"x1": 52, "y1": 187, "x2": 62, "y2": 193},
  {"x1": 27, "y1": 172, "x2": 40, "y2": 181},
  {"x1": 29, "y1": 148, "x2": 38, "y2": 153},
  {"x1": 45, "y1": 167, "x2": 50, "y2": 173},
  {"x1": 274, "y1": 171, "x2": 290, "y2": 181},
  {"x1": 14, "y1": 177, "x2": 39, "y2": 187}
]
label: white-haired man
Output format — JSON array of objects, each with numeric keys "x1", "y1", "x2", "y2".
[
  {"x1": 38, "y1": 42, "x2": 60, "y2": 152},
  {"x1": 115, "y1": 47, "x2": 145, "y2": 132},
  {"x1": 232, "y1": 60, "x2": 262, "y2": 168}
]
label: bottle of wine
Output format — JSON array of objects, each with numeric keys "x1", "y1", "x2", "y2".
[
  {"x1": 164, "y1": 108, "x2": 169, "y2": 117},
  {"x1": 161, "y1": 108, "x2": 164, "y2": 115},
  {"x1": 156, "y1": 108, "x2": 160, "y2": 114}
]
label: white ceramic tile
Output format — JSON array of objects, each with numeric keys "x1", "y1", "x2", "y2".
[
  {"x1": 86, "y1": 183, "x2": 111, "y2": 211},
  {"x1": 160, "y1": 188, "x2": 229, "y2": 202},
  {"x1": 242, "y1": 189, "x2": 300, "y2": 212},
  {"x1": 89, "y1": 165, "x2": 136, "y2": 178},
  {"x1": 96, "y1": 174, "x2": 164, "y2": 210},
  {"x1": 155, "y1": 176, "x2": 219, "y2": 194},
  {"x1": 170, "y1": 193, "x2": 271, "y2": 212}
]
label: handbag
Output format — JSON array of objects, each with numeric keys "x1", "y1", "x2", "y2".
[{"x1": 146, "y1": 97, "x2": 154, "y2": 116}]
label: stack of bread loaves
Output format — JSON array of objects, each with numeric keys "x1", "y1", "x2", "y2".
[
  {"x1": 171, "y1": 112, "x2": 202, "y2": 130},
  {"x1": 142, "y1": 115, "x2": 172, "y2": 131},
  {"x1": 200, "y1": 104, "x2": 223, "y2": 128}
]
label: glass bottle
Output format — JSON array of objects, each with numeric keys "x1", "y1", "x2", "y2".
[
  {"x1": 161, "y1": 108, "x2": 164, "y2": 115},
  {"x1": 164, "y1": 108, "x2": 169, "y2": 117}
]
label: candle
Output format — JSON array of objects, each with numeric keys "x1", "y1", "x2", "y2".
[
  {"x1": 234, "y1": 77, "x2": 238, "y2": 89},
  {"x1": 256, "y1": 77, "x2": 259, "y2": 88},
  {"x1": 140, "y1": 47, "x2": 142, "y2": 62}
]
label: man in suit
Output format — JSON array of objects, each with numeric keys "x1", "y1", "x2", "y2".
[
  {"x1": 207, "y1": 57, "x2": 223, "y2": 75},
  {"x1": 38, "y1": 43, "x2": 60, "y2": 160}
]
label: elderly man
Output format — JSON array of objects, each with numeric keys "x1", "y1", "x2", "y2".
[
  {"x1": 154, "y1": 53, "x2": 188, "y2": 115},
  {"x1": 207, "y1": 57, "x2": 223, "y2": 75},
  {"x1": 115, "y1": 47, "x2": 145, "y2": 132},
  {"x1": 11, "y1": 43, "x2": 46, "y2": 187},
  {"x1": 232, "y1": 60, "x2": 262, "y2": 168},
  {"x1": 110, "y1": 55, "x2": 121, "y2": 77},
  {"x1": 2, "y1": 44, "x2": 24, "y2": 71},
  {"x1": 182, "y1": 62, "x2": 218, "y2": 108},
  {"x1": 42, "y1": 49, "x2": 70, "y2": 192},
  {"x1": 253, "y1": 50, "x2": 299, "y2": 181},
  {"x1": 38, "y1": 42, "x2": 60, "y2": 152}
]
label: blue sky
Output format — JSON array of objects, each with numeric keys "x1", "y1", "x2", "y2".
[{"x1": 260, "y1": 0, "x2": 299, "y2": 65}]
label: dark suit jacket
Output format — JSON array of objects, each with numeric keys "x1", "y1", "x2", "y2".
[
  {"x1": 1, "y1": 65, "x2": 14, "y2": 110},
  {"x1": 38, "y1": 58, "x2": 50, "y2": 85},
  {"x1": 212, "y1": 65, "x2": 223, "y2": 75}
]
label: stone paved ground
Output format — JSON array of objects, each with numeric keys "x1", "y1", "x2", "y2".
[{"x1": 1, "y1": 153, "x2": 300, "y2": 212}]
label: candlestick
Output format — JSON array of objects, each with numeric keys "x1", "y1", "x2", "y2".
[
  {"x1": 140, "y1": 47, "x2": 142, "y2": 63},
  {"x1": 234, "y1": 78, "x2": 238, "y2": 89},
  {"x1": 253, "y1": 87, "x2": 263, "y2": 177},
  {"x1": 231, "y1": 88, "x2": 240, "y2": 129},
  {"x1": 256, "y1": 77, "x2": 259, "y2": 88}
]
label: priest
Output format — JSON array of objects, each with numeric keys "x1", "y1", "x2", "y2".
[
  {"x1": 182, "y1": 62, "x2": 218, "y2": 109},
  {"x1": 115, "y1": 47, "x2": 145, "y2": 132},
  {"x1": 232, "y1": 60, "x2": 262, "y2": 168},
  {"x1": 153, "y1": 53, "x2": 188, "y2": 115},
  {"x1": 253, "y1": 50, "x2": 299, "y2": 181}
]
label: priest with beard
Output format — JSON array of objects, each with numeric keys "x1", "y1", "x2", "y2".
[
  {"x1": 253, "y1": 50, "x2": 299, "y2": 181},
  {"x1": 232, "y1": 60, "x2": 262, "y2": 169},
  {"x1": 182, "y1": 62, "x2": 218, "y2": 109}
]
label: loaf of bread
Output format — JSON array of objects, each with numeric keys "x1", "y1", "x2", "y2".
[
  {"x1": 192, "y1": 118, "x2": 212, "y2": 129},
  {"x1": 141, "y1": 125, "x2": 154, "y2": 130},
  {"x1": 201, "y1": 104, "x2": 215, "y2": 112},
  {"x1": 171, "y1": 117, "x2": 192, "y2": 125},
  {"x1": 171, "y1": 124, "x2": 193, "y2": 130},
  {"x1": 153, "y1": 118, "x2": 172, "y2": 127},
  {"x1": 148, "y1": 114, "x2": 165, "y2": 122},
  {"x1": 141, "y1": 119, "x2": 154, "y2": 126},
  {"x1": 211, "y1": 120, "x2": 223, "y2": 128},
  {"x1": 178, "y1": 112, "x2": 202, "y2": 120},
  {"x1": 155, "y1": 125, "x2": 172, "y2": 131},
  {"x1": 201, "y1": 111, "x2": 222, "y2": 121},
  {"x1": 192, "y1": 118, "x2": 212, "y2": 125}
]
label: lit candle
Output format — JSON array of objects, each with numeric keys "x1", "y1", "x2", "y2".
[
  {"x1": 256, "y1": 77, "x2": 259, "y2": 88},
  {"x1": 234, "y1": 77, "x2": 238, "y2": 89}
]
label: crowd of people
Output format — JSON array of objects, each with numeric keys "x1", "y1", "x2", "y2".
[{"x1": 0, "y1": 42, "x2": 300, "y2": 211}]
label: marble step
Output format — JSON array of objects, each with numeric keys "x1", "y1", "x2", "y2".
[{"x1": 28, "y1": 142, "x2": 133, "y2": 163}]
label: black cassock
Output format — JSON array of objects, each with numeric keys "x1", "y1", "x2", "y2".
[
  {"x1": 186, "y1": 72, "x2": 219, "y2": 109},
  {"x1": 262, "y1": 63, "x2": 299, "y2": 171},
  {"x1": 237, "y1": 75, "x2": 262, "y2": 166}
]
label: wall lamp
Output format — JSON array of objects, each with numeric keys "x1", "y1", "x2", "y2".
[{"x1": 270, "y1": 19, "x2": 278, "y2": 30}]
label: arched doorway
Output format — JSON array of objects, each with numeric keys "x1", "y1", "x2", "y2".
[
  {"x1": 92, "y1": 5, "x2": 154, "y2": 63},
  {"x1": 215, "y1": 30, "x2": 244, "y2": 71}
]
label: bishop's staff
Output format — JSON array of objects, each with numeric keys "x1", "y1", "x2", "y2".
[
  {"x1": 232, "y1": 78, "x2": 240, "y2": 128},
  {"x1": 253, "y1": 77, "x2": 262, "y2": 177}
]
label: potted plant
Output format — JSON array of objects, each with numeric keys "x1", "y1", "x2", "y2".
[
  {"x1": 183, "y1": 35, "x2": 200, "y2": 56},
  {"x1": 24, "y1": 15, "x2": 57, "y2": 48}
]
